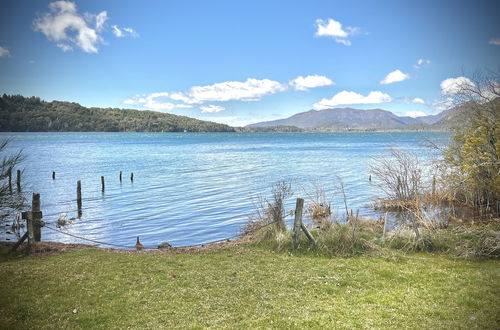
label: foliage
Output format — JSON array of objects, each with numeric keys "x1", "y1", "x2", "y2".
[
  {"x1": 0, "y1": 140, "x2": 26, "y2": 224},
  {"x1": 441, "y1": 72, "x2": 500, "y2": 207},
  {"x1": 0, "y1": 94, "x2": 235, "y2": 132}
]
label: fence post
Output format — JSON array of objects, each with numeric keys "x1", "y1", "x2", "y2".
[
  {"x1": 77, "y1": 180, "x2": 82, "y2": 217},
  {"x1": 432, "y1": 175, "x2": 436, "y2": 196},
  {"x1": 101, "y1": 176, "x2": 105, "y2": 192},
  {"x1": 119, "y1": 171, "x2": 122, "y2": 183},
  {"x1": 293, "y1": 198, "x2": 304, "y2": 249},
  {"x1": 32, "y1": 193, "x2": 42, "y2": 242},
  {"x1": 8, "y1": 169, "x2": 12, "y2": 193},
  {"x1": 16, "y1": 169, "x2": 21, "y2": 192}
]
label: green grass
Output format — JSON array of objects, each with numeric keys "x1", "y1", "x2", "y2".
[{"x1": 0, "y1": 246, "x2": 499, "y2": 329}]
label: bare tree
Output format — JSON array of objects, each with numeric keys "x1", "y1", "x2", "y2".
[{"x1": 370, "y1": 148, "x2": 424, "y2": 202}]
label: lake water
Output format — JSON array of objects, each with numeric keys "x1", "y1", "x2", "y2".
[{"x1": 0, "y1": 132, "x2": 449, "y2": 248}]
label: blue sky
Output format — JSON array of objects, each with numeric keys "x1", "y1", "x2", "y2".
[{"x1": 1, "y1": 0, "x2": 499, "y2": 126}]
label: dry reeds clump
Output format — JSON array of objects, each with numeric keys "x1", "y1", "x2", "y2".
[
  {"x1": 316, "y1": 222, "x2": 375, "y2": 257},
  {"x1": 309, "y1": 203, "x2": 331, "y2": 221}
]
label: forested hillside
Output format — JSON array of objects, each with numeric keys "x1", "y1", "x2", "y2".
[{"x1": 0, "y1": 95, "x2": 235, "y2": 132}]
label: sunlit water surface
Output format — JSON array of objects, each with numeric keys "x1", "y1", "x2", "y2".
[{"x1": 0, "y1": 132, "x2": 449, "y2": 248}]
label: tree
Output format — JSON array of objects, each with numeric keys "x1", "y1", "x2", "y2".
[{"x1": 442, "y1": 70, "x2": 500, "y2": 207}]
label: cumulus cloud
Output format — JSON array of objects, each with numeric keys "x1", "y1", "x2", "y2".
[
  {"x1": 440, "y1": 77, "x2": 475, "y2": 95},
  {"x1": 313, "y1": 90, "x2": 392, "y2": 110},
  {"x1": 412, "y1": 97, "x2": 425, "y2": 104},
  {"x1": 124, "y1": 78, "x2": 287, "y2": 110},
  {"x1": 123, "y1": 92, "x2": 193, "y2": 111},
  {"x1": 290, "y1": 75, "x2": 334, "y2": 91},
  {"x1": 200, "y1": 105, "x2": 225, "y2": 113},
  {"x1": 0, "y1": 46, "x2": 11, "y2": 57},
  {"x1": 380, "y1": 70, "x2": 410, "y2": 85},
  {"x1": 315, "y1": 18, "x2": 360, "y2": 46},
  {"x1": 33, "y1": 1, "x2": 137, "y2": 53},
  {"x1": 33, "y1": 1, "x2": 107, "y2": 53},
  {"x1": 404, "y1": 111, "x2": 426, "y2": 118},
  {"x1": 112, "y1": 25, "x2": 139, "y2": 38},
  {"x1": 489, "y1": 38, "x2": 500, "y2": 46},
  {"x1": 413, "y1": 58, "x2": 431, "y2": 69},
  {"x1": 187, "y1": 78, "x2": 287, "y2": 103}
]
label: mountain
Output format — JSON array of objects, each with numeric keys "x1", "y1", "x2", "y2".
[
  {"x1": 248, "y1": 107, "x2": 453, "y2": 130},
  {"x1": 0, "y1": 94, "x2": 234, "y2": 132}
]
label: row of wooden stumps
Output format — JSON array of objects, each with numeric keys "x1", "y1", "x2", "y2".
[
  {"x1": 292, "y1": 198, "x2": 316, "y2": 249},
  {"x1": 9, "y1": 193, "x2": 43, "y2": 254},
  {"x1": 7, "y1": 169, "x2": 22, "y2": 193}
]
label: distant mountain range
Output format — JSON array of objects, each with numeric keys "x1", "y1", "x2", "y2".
[{"x1": 247, "y1": 106, "x2": 461, "y2": 131}]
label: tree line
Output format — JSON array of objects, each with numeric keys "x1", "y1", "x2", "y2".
[{"x1": 0, "y1": 94, "x2": 235, "y2": 132}]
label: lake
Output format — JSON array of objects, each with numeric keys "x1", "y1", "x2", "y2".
[{"x1": 0, "y1": 132, "x2": 449, "y2": 248}]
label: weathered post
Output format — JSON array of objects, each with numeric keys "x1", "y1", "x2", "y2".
[
  {"x1": 101, "y1": 176, "x2": 105, "y2": 192},
  {"x1": 8, "y1": 169, "x2": 12, "y2": 193},
  {"x1": 119, "y1": 171, "x2": 122, "y2": 183},
  {"x1": 293, "y1": 198, "x2": 304, "y2": 249},
  {"x1": 130, "y1": 172, "x2": 134, "y2": 182},
  {"x1": 16, "y1": 169, "x2": 21, "y2": 192},
  {"x1": 32, "y1": 193, "x2": 42, "y2": 242},
  {"x1": 77, "y1": 180, "x2": 82, "y2": 217},
  {"x1": 432, "y1": 175, "x2": 436, "y2": 196}
]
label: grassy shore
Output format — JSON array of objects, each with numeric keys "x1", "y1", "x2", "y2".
[{"x1": 0, "y1": 244, "x2": 499, "y2": 329}]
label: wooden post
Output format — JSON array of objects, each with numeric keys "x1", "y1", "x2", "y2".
[
  {"x1": 26, "y1": 211, "x2": 34, "y2": 254},
  {"x1": 101, "y1": 176, "x2": 105, "y2": 192},
  {"x1": 382, "y1": 212, "x2": 388, "y2": 244},
  {"x1": 52, "y1": 171, "x2": 56, "y2": 180},
  {"x1": 32, "y1": 193, "x2": 42, "y2": 242},
  {"x1": 293, "y1": 198, "x2": 304, "y2": 249},
  {"x1": 77, "y1": 180, "x2": 82, "y2": 218},
  {"x1": 119, "y1": 171, "x2": 122, "y2": 183},
  {"x1": 300, "y1": 224, "x2": 316, "y2": 245},
  {"x1": 130, "y1": 172, "x2": 134, "y2": 182},
  {"x1": 432, "y1": 175, "x2": 436, "y2": 196},
  {"x1": 369, "y1": 174, "x2": 371, "y2": 182},
  {"x1": 8, "y1": 169, "x2": 12, "y2": 193},
  {"x1": 16, "y1": 169, "x2": 21, "y2": 192}
]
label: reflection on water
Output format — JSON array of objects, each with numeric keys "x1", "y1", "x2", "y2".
[{"x1": 0, "y1": 132, "x2": 449, "y2": 248}]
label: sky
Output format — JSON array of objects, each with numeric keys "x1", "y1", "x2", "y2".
[{"x1": 1, "y1": 0, "x2": 499, "y2": 126}]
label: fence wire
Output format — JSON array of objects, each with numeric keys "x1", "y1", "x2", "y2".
[{"x1": 42, "y1": 217, "x2": 283, "y2": 250}]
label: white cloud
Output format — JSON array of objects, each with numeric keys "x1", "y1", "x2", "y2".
[
  {"x1": 112, "y1": 25, "x2": 139, "y2": 38},
  {"x1": 111, "y1": 25, "x2": 123, "y2": 37},
  {"x1": 488, "y1": 38, "x2": 500, "y2": 46},
  {"x1": 200, "y1": 105, "x2": 225, "y2": 113},
  {"x1": 412, "y1": 97, "x2": 425, "y2": 104},
  {"x1": 440, "y1": 77, "x2": 475, "y2": 95},
  {"x1": 404, "y1": 111, "x2": 426, "y2": 118},
  {"x1": 33, "y1": 1, "x2": 106, "y2": 53},
  {"x1": 0, "y1": 46, "x2": 11, "y2": 57},
  {"x1": 413, "y1": 58, "x2": 431, "y2": 69},
  {"x1": 380, "y1": 69, "x2": 410, "y2": 85},
  {"x1": 187, "y1": 78, "x2": 286, "y2": 103},
  {"x1": 315, "y1": 18, "x2": 360, "y2": 46},
  {"x1": 56, "y1": 43, "x2": 73, "y2": 52},
  {"x1": 290, "y1": 75, "x2": 334, "y2": 91},
  {"x1": 33, "y1": 1, "x2": 137, "y2": 53},
  {"x1": 313, "y1": 90, "x2": 392, "y2": 110}
]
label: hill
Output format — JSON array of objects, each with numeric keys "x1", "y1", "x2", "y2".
[
  {"x1": 247, "y1": 107, "x2": 458, "y2": 131},
  {"x1": 0, "y1": 95, "x2": 234, "y2": 132}
]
